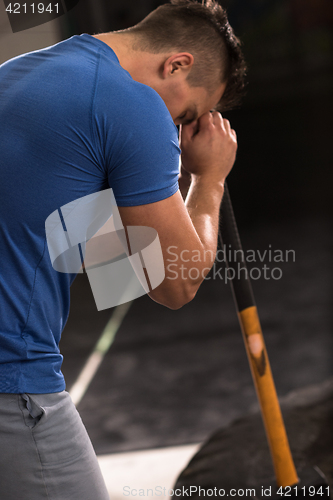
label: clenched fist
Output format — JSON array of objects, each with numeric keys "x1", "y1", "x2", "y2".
[{"x1": 180, "y1": 111, "x2": 237, "y2": 183}]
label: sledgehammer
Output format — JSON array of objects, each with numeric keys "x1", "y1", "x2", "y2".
[{"x1": 219, "y1": 183, "x2": 331, "y2": 498}]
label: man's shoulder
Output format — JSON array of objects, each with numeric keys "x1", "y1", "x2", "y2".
[
  {"x1": 96, "y1": 66, "x2": 175, "y2": 132},
  {"x1": 50, "y1": 35, "x2": 174, "y2": 128}
]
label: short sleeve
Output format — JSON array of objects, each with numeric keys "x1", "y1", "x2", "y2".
[{"x1": 92, "y1": 62, "x2": 181, "y2": 207}]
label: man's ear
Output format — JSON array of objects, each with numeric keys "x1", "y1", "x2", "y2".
[{"x1": 162, "y1": 53, "x2": 194, "y2": 79}]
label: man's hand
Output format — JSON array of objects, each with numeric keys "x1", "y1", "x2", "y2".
[{"x1": 180, "y1": 111, "x2": 237, "y2": 185}]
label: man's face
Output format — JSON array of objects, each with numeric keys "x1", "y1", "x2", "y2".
[
  {"x1": 159, "y1": 80, "x2": 226, "y2": 126},
  {"x1": 122, "y1": 48, "x2": 226, "y2": 125}
]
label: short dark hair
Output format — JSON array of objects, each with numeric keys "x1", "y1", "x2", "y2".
[{"x1": 129, "y1": 0, "x2": 246, "y2": 111}]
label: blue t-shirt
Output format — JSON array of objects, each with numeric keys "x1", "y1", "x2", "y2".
[{"x1": 0, "y1": 34, "x2": 180, "y2": 393}]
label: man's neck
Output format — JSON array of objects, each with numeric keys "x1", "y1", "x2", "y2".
[
  {"x1": 93, "y1": 32, "x2": 134, "y2": 69},
  {"x1": 92, "y1": 32, "x2": 167, "y2": 90}
]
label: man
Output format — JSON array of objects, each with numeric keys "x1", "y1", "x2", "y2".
[{"x1": 0, "y1": 0, "x2": 246, "y2": 498}]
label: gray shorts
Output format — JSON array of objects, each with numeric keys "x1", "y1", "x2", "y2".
[{"x1": 0, "y1": 391, "x2": 110, "y2": 500}]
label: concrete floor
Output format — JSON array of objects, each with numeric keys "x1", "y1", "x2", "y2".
[
  {"x1": 95, "y1": 378, "x2": 333, "y2": 498},
  {"x1": 97, "y1": 444, "x2": 200, "y2": 500}
]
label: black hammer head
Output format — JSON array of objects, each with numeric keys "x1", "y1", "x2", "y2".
[{"x1": 255, "y1": 467, "x2": 331, "y2": 500}]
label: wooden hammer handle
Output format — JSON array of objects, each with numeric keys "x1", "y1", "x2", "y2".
[{"x1": 219, "y1": 183, "x2": 299, "y2": 488}]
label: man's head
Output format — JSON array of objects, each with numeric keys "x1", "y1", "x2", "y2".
[
  {"x1": 127, "y1": 0, "x2": 246, "y2": 116},
  {"x1": 97, "y1": 0, "x2": 246, "y2": 124}
]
